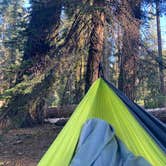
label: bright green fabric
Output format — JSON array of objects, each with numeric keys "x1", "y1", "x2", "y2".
[{"x1": 38, "y1": 78, "x2": 166, "y2": 166}]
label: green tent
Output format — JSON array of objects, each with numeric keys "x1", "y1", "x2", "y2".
[{"x1": 38, "y1": 78, "x2": 166, "y2": 166}]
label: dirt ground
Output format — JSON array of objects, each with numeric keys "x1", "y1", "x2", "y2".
[{"x1": 0, "y1": 124, "x2": 63, "y2": 166}]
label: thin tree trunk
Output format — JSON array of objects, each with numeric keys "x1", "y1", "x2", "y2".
[
  {"x1": 85, "y1": 0, "x2": 106, "y2": 92},
  {"x1": 156, "y1": 0, "x2": 165, "y2": 96},
  {"x1": 102, "y1": 27, "x2": 111, "y2": 81}
]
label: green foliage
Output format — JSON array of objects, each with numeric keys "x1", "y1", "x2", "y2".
[
  {"x1": 0, "y1": 68, "x2": 57, "y2": 127},
  {"x1": 44, "y1": 89, "x2": 60, "y2": 107},
  {"x1": 0, "y1": 0, "x2": 29, "y2": 93},
  {"x1": 144, "y1": 95, "x2": 166, "y2": 108}
]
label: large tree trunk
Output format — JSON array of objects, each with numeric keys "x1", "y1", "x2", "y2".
[
  {"x1": 156, "y1": 0, "x2": 165, "y2": 96},
  {"x1": 85, "y1": 0, "x2": 106, "y2": 92},
  {"x1": 0, "y1": 0, "x2": 62, "y2": 127},
  {"x1": 16, "y1": 0, "x2": 62, "y2": 83},
  {"x1": 118, "y1": 0, "x2": 141, "y2": 101},
  {"x1": 119, "y1": 29, "x2": 139, "y2": 100}
]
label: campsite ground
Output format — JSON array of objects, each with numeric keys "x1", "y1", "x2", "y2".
[
  {"x1": 0, "y1": 107, "x2": 165, "y2": 166},
  {"x1": 0, "y1": 124, "x2": 62, "y2": 166}
]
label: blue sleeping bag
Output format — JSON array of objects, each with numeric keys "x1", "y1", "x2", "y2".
[{"x1": 70, "y1": 118, "x2": 151, "y2": 166}]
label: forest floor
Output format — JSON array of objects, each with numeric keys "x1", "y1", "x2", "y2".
[
  {"x1": 0, "y1": 107, "x2": 165, "y2": 166},
  {"x1": 0, "y1": 124, "x2": 63, "y2": 166}
]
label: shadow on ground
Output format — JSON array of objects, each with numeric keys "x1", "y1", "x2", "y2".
[{"x1": 0, "y1": 124, "x2": 62, "y2": 166}]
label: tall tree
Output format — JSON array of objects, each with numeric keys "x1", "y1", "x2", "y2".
[
  {"x1": 0, "y1": 0, "x2": 27, "y2": 90},
  {"x1": 0, "y1": 0, "x2": 62, "y2": 127},
  {"x1": 16, "y1": 0, "x2": 62, "y2": 83},
  {"x1": 118, "y1": 0, "x2": 141, "y2": 100},
  {"x1": 85, "y1": 0, "x2": 106, "y2": 92},
  {"x1": 156, "y1": 0, "x2": 165, "y2": 96}
]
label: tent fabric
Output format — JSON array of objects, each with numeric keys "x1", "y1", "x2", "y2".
[
  {"x1": 38, "y1": 78, "x2": 166, "y2": 166},
  {"x1": 70, "y1": 118, "x2": 151, "y2": 166},
  {"x1": 104, "y1": 79, "x2": 166, "y2": 153}
]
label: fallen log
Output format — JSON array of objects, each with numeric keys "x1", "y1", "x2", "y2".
[
  {"x1": 44, "y1": 118, "x2": 69, "y2": 126},
  {"x1": 45, "y1": 106, "x2": 166, "y2": 123},
  {"x1": 147, "y1": 108, "x2": 166, "y2": 123},
  {"x1": 45, "y1": 105, "x2": 76, "y2": 118}
]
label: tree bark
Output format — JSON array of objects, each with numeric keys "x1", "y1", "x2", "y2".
[
  {"x1": 156, "y1": 0, "x2": 165, "y2": 96},
  {"x1": 85, "y1": 0, "x2": 106, "y2": 92},
  {"x1": 102, "y1": 27, "x2": 111, "y2": 81},
  {"x1": 118, "y1": 0, "x2": 141, "y2": 101}
]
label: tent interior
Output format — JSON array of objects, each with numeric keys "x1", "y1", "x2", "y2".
[{"x1": 38, "y1": 78, "x2": 166, "y2": 166}]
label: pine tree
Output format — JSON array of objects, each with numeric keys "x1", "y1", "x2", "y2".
[
  {"x1": 0, "y1": 0, "x2": 62, "y2": 127},
  {"x1": 0, "y1": 0, "x2": 27, "y2": 91},
  {"x1": 85, "y1": 0, "x2": 106, "y2": 92},
  {"x1": 155, "y1": 0, "x2": 165, "y2": 97},
  {"x1": 118, "y1": 0, "x2": 141, "y2": 100}
]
